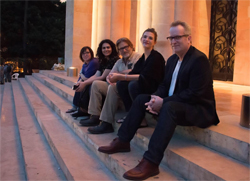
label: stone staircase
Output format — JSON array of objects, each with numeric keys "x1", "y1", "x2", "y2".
[{"x1": 0, "y1": 70, "x2": 249, "y2": 181}]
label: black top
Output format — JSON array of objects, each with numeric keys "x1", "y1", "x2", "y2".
[
  {"x1": 98, "y1": 56, "x2": 119, "y2": 75},
  {"x1": 129, "y1": 49, "x2": 165, "y2": 94}
]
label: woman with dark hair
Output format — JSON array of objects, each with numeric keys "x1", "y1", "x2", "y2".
[
  {"x1": 72, "y1": 39, "x2": 119, "y2": 119},
  {"x1": 66, "y1": 46, "x2": 99, "y2": 113},
  {"x1": 108, "y1": 28, "x2": 165, "y2": 124}
]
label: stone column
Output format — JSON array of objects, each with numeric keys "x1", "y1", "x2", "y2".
[
  {"x1": 192, "y1": 0, "x2": 211, "y2": 57},
  {"x1": 96, "y1": 0, "x2": 112, "y2": 47},
  {"x1": 152, "y1": 0, "x2": 175, "y2": 61},
  {"x1": 110, "y1": 0, "x2": 126, "y2": 43},
  {"x1": 174, "y1": 0, "x2": 193, "y2": 25},
  {"x1": 233, "y1": 0, "x2": 250, "y2": 85},
  {"x1": 136, "y1": 0, "x2": 152, "y2": 53},
  {"x1": 91, "y1": 0, "x2": 98, "y2": 53},
  {"x1": 129, "y1": 0, "x2": 138, "y2": 48},
  {"x1": 65, "y1": 0, "x2": 93, "y2": 71}
]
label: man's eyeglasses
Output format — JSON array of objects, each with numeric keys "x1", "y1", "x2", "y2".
[
  {"x1": 166, "y1": 34, "x2": 189, "y2": 41},
  {"x1": 118, "y1": 45, "x2": 130, "y2": 51}
]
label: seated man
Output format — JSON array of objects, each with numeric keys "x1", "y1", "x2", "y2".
[
  {"x1": 98, "y1": 20, "x2": 220, "y2": 180},
  {"x1": 79, "y1": 37, "x2": 141, "y2": 133}
]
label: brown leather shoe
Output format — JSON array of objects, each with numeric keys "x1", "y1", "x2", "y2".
[
  {"x1": 123, "y1": 158, "x2": 159, "y2": 180},
  {"x1": 98, "y1": 137, "x2": 130, "y2": 154}
]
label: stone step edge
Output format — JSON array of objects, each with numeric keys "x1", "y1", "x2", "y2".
[
  {"x1": 36, "y1": 71, "x2": 249, "y2": 164},
  {"x1": 19, "y1": 78, "x2": 116, "y2": 181},
  {"x1": 0, "y1": 83, "x2": 27, "y2": 180},
  {"x1": 12, "y1": 81, "x2": 66, "y2": 180},
  {"x1": 175, "y1": 125, "x2": 249, "y2": 164},
  {"x1": 24, "y1": 76, "x2": 184, "y2": 180},
  {"x1": 18, "y1": 79, "x2": 74, "y2": 180},
  {"x1": 32, "y1": 73, "x2": 74, "y2": 103},
  {"x1": 24, "y1": 75, "x2": 249, "y2": 181},
  {"x1": 133, "y1": 128, "x2": 249, "y2": 180},
  {"x1": 39, "y1": 70, "x2": 74, "y2": 88}
]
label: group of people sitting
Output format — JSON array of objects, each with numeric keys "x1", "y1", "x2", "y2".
[
  {"x1": 66, "y1": 27, "x2": 165, "y2": 134},
  {"x1": 66, "y1": 20, "x2": 220, "y2": 180}
]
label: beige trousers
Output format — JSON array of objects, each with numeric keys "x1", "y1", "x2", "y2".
[{"x1": 88, "y1": 80, "x2": 120, "y2": 123}]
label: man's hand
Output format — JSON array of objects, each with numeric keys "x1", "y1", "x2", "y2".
[
  {"x1": 75, "y1": 82, "x2": 85, "y2": 92},
  {"x1": 109, "y1": 73, "x2": 123, "y2": 83},
  {"x1": 106, "y1": 74, "x2": 115, "y2": 85},
  {"x1": 145, "y1": 95, "x2": 163, "y2": 115}
]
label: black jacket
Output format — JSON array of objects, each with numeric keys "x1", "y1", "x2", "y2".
[{"x1": 154, "y1": 46, "x2": 219, "y2": 128}]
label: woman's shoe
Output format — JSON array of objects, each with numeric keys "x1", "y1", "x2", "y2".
[
  {"x1": 71, "y1": 110, "x2": 89, "y2": 118},
  {"x1": 66, "y1": 108, "x2": 77, "y2": 113}
]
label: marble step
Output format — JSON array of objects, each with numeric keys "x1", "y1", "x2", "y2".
[
  {"x1": 33, "y1": 72, "x2": 74, "y2": 103},
  {"x1": 25, "y1": 75, "x2": 184, "y2": 180},
  {"x1": 12, "y1": 81, "x2": 66, "y2": 180},
  {"x1": 34, "y1": 71, "x2": 250, "y2": 164},
  {"x1": 0, "y1": 83, "x2": 26, "y2": 180},
  {"x1": 0, "y1": 85, "x2": 4, "y2": 116},
  {"x1": 26, "y1": 75, "x2": 250, "y2": 180},
  {"x1": 39, "y1": 70, "x2": 76, "y2": 88},
  {"x1": 19, "y1": 78, "x2": 117, "y2": 181},
  {"x1": 133, "y1": 128, "x2": 249, "y2": 181}
]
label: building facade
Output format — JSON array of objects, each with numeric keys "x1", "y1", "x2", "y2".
[{"x1": 64, "y1": 0, "x2": 250, "y2": 86}]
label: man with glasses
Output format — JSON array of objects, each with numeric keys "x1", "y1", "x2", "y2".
[
  {"x1": 80, "y1": 37, "x2": 141, "y2": 133},
  {"x1": 98, "y1": 21, "x2": 220, "y2": 180}
]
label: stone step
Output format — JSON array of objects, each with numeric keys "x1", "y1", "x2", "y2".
[
  {"x1": 25, "y1": 76, "x2": 184, "y2": 180},
  {"x1": 39, "y1": 70, "x2": 76, "y2": 88},
  {"x1": 133, "y1": 128, "x2": 250, "y2": 181},
  {"x1": 35, "y1": 71, "x2": 250, "y2": 164},
  {"x1": 0, "y1": 83, "x2": 26, "y2": 180},
  {"x1": 12, "y1": 81, "x2": 66, "y2": 180},
  {"x1": 175, "y1": 118, "x2": 250, "y2": 164},
  {"x1": 19, "y1": 78, "x2": 117, "y2": 181},
  {"x1": 33, "y1": 72, "x2": 74, "y2": 103},
  {"x1": 26, "y1": 75, "x2": 250, "y2": 180},
  {"x1": 0, "y1": 84, "x2": 4, "y2": 116}
]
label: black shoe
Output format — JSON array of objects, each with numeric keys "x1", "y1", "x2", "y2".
[
  {"x1": 88, "y1": 121, "x2": 114, "y2": 134},
  {"x1": 71, "y1": 110, "x2": 89, "y2": 118},
  {"x1": 66, "y1": 107, "x2": 77, "y2": 113},
  {"x1": 80, "y1": 115, "x2": 100, "y2": 126}
]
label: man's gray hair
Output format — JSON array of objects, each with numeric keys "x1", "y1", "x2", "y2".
[{"x1": 170, "y1": 20, "x2": 191, "y2": 35}]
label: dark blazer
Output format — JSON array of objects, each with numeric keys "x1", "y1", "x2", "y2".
[
  {"x1": 129, "y1": 49, "x2": 165, "y2": 94},
  {"x1": 154, "y1": 46, "x2": 219, "y2": 128}
]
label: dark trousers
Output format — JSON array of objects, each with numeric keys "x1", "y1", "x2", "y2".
[
  {"x1": 78, "y1": 84, "x2": 92, "y2": 111},
  {"x1": 118, "y1": 94, "x2": 194, "y2": 165},
  {"x1": 116, "y1": 80, "x2": 140, "y2": 112},
  {"x1": 5, "y1": 72, "x2": 11, "y2": 82},
  {"x1": 73, "y1": 91, "x2": 81, "y2": 108}
]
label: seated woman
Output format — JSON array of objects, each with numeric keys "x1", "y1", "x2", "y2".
[
  {"x1": 66, "y1": 46, "x2": 99, "y2": 113},
  {"x1": 72, "y1": 39, "x2": 119, "y2": 119},
  {"x1": 109, "y1": 28, "x2": 165, "y2": 124}
]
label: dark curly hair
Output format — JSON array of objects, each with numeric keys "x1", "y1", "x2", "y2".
[
  {"x1": 79, "y1": 46, "x2": 94, "y2": 62},
  {"x1": 96, "y1": 39, "x2": 119, "y2": 62}
]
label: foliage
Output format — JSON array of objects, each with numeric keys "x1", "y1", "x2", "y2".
[{"x1": 1, "y1": 0, "x2": 66, "y2": 70}]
